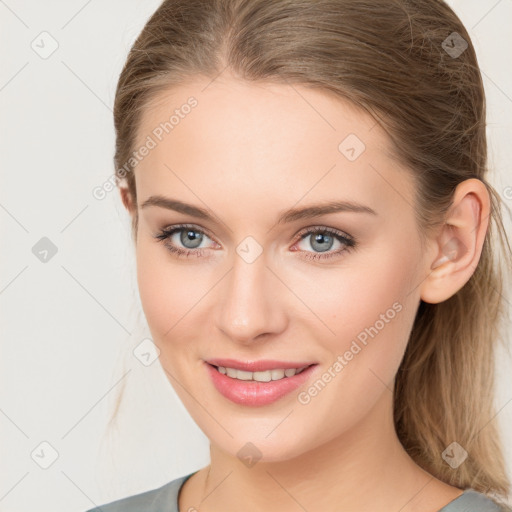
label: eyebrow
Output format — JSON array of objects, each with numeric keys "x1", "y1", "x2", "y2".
[{"x1": 140, "y1": 195, "x2": 377, "y2": 224}]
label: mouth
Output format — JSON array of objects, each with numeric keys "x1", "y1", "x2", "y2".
[{"x1": 204, "y1": 361, "x2": 319, "y2": 407}]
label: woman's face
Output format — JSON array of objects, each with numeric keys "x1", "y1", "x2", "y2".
[{"x1": 131, "y1": 74, "x2": 432, "y2": 462}]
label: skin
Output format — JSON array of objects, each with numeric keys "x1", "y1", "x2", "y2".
[{"x1": 120, "y1": 71, "x2": 490, "y2": 512}]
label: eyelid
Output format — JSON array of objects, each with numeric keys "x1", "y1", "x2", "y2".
[{"x1": 294, "y1": 224, "x2": 354, "y2": 242}]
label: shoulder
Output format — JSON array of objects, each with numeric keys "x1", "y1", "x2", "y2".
[
  {"x1": 84, "y1": 472, "x2": 196, "y2": 512},
  {"x1": 439, "y1": 489, "x2": 512, "y2": 512}
]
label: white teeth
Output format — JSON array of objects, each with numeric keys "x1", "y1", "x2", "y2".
[
  {"x1": 216, "y1": 365, "x2": 308, "y2": 382},
  {"x1": 271, "y1": 369, "x2": 285, "y2": 380}
]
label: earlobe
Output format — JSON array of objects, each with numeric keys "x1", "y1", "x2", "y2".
[{"x1": 420, "y1": 179, "x2": 490, "y2": 304}]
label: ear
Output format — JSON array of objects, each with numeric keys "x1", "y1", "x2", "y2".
[
  {"x1": 419, "y1": 178, "x2": 490, "y2": 304},
  {"x1": 119, "y1": 186, "x2": 135, "y2": 214}
]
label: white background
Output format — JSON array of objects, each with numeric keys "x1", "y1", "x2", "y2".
[{"x1": 1, "y1": 1, "x2": 511, "y2": 511}]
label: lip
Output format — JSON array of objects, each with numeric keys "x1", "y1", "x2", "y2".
[{"x1": 204, "y1": 361, "x2": 318, "y2": 407}]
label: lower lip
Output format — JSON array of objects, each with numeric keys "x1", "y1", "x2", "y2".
[{"x1": 205, "y1": 362, "x2": 318, "y2": 407}]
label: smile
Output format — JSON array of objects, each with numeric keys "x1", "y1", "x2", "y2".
[{"x1": 205, "y1": 362, "x2": 318, "y2": 407}]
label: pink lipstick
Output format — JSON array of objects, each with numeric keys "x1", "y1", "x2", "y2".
[{"x1": 204, "y1": 359, "x2": 318, "y2": 406}]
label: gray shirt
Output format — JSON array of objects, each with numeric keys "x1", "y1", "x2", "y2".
[{"x1": 85, "y1": 472, "x2": 509, "y2": 511}]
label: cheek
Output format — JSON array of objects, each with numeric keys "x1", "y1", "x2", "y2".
[
  {"x1": 135, "y1": 238, "x2": 201, "y2": 341},
  {"x1": 302, "y1": 249, "x2": 417, "y2": 324},
  {"x1": 288, "y1": 248, "x2": 420, "y2": 442},
  {"x1": 136, "y1": 241, "x2": 170, "y2": 333},
  {"x1": 299, "y1": 237, "x2": 421, "y2": 375}
]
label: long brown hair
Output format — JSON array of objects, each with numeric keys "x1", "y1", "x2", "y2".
[{"x1": 111, "y1": 0, "x2": 512, "y2": 505}]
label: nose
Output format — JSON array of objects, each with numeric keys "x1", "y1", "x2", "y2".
[{"x1": 216, "y1": 249, "x2": 288, "y2": 344}]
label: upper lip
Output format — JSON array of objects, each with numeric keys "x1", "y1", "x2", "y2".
[{"x1": 205, "y1": 358, "x2": 317, "y2": 372}]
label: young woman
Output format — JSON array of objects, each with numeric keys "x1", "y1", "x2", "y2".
[{"x1": 87, "y1": 0, "x2": 512, "y2": 510}]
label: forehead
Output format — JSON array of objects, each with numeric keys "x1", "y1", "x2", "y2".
[
  {"x1": 136, "y1": 74, "x2": 392, "y2": 157},
  {"x1": 133, "y1": 75, "x2": 413, "y2": 220}
]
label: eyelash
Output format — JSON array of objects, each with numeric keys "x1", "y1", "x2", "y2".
[{"x1": 153, "y1": 223, "x2": 356, "y2": 262}]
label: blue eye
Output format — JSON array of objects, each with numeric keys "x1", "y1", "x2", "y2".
[
  {"x1": 153, "y1": 224, "x2": 356, "y2": 261},
  {"x1": 154, "y1": 224, "x2": 215, "y2": 258},
  {"x1": 292, "y1": 226, "x2": 356, "y2": 261}
]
